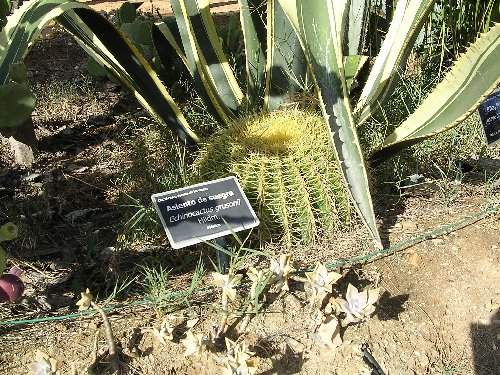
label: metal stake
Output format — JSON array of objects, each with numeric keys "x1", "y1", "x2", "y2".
[{"x1": 214, "y1": 237, "x2": 230, "y2": 274}]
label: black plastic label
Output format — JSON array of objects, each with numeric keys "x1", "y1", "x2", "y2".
[
  {"x1": 479, "y1": 90, "x2": 500, "y2": 146},
  {"x1": 151, "y1": 176, "x2": 259, "y2": 249}
]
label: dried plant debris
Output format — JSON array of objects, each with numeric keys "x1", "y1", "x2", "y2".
[
  {"x1": 181, "y1": 329, "x2": 208, "y2": 357},
  {"x1": 150, "y1": 315, "x2": 199, "y2": 344},
  {"x1": 31, "y1": 350, "x2": 59, "y2": 375},
  {"x1": 313, "y1": 314, "x2": 342, "y2": 350},
  {"x1": 247, "y1": 267, "x2": 270, "y2": 300},
  {"x1": 222, "y1": 338, "x2": 257, "y2": 375},
  {"x1": 19, "y1": 254, "x2": 383, "y2": 374},
  {"x1": 212, "y1": 272, "x2": 243, "y2": 302},
  {"x1": 75, "y1": 288, "x2": 93, "y2": 311}
]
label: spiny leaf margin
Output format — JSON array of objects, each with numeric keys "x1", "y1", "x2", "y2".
[{"x1": 373, "y1": 23, "x2": 500, "y2": 160}]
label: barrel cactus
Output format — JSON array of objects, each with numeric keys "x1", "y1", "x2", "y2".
[{"x1": 193, "y1": 107, "x2": 351, "y2": 246}]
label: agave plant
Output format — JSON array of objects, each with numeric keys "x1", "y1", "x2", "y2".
[
  {"x1": 1, "y1": 0, "x2": 498, "y2": 248},
  {"x1": 276, "y1": 0, "x2": 499, "y2": 237}
]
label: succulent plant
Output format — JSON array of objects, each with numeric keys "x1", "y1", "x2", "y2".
[
  {"x1": 212, "y1": 272, "x2": 243, "y2": 302},
  {"x1": 75, "y1": 288, "x2": 93, "y2": 311},
  {"x1": 151, "y1": 321, "x2": 175, "y2": 344},
  {"x1": 193, "y1": 108, "x2": 351, "y2": 246},
  {"x1": 223, "y1": 338, "x2": 257, "y2": 375},
  {"x1": 305, "y1": 263, "x2": 342, "y2": 307},
  {"x1": 247, "y1": 267, "x2": 270, "y2": 300},
  {"x1": 269, "y1": 254, "x2": 295, "y2": 292},
  {"x1": 313, "y1": 314, "x2": 342, "y2": 349},
  {"x1": 31, "y1": 350, "x2": 59, "y2": 375},
  {"x1": 4, "y1": 0, "x2": 498, "y2": 247},
  {"x1": 151, "y1": 315, "x2": 199, "y2": 344},
  {"x1": 181, "y1": 329, "x2": 207, "y2": 356},
  {"x1": 336, "y1": 283, "x2": 380, "y2": 325}
]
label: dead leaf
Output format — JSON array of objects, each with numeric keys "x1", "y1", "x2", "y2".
[{"x1": 314, "y1": 315, "x2": 342, "y2": 349}]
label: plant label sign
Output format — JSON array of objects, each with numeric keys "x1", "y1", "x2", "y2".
[
  {"x1": 479, "y1": 90, "x2": 500, "y2": 146},
  {"x1": 151, "y1": 176, "x2": 259, "y2": 249}
]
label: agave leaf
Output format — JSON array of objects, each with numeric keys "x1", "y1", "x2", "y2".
[
  {"x1": 0, "y1": 0, "x2": 9, "y2": 17},
  {"x1": 152, "y1": 20, "x2": 233, "y2": 121},
  {"x1": 170, "y1": 0, "x2": 243, "y2": 124},
  {"x1": 372, "y1": 23, "x2": 500, "y2": 161},
  {"x1": 346, "y1": 0, "x2": 367, "y2": 55},
  {"x1": 264, "y1": 0, "x2": 307, "y2": 110},
  {"x1": 153, "y1": 21, "x2": 190, "y2": 71},
  {"x1": 292, "y1": 0, "x2": 382, "y2": 248},
  {"x1": 1, "y1": 0, "x2": 10, "y2": 28},
  {"x1": 0, "y1": 0, "x2": 84, "y2": 85},
  {"x1": 354, "y1": 0, "x2": 435, "y2": 125},
  {"x1": 238, "y1": 0, "x2": 267, "y2": 105},
  {"x1": 58, "y1": 7, "x2": 199, "y2": 145},
  {"x1": 275, "y1": 0, "x2": 299, "y2": 29},
  {"x1": 0, "y1": 82, "x2": 35, "y2": 128},
  {"x1": 344, "y1": 54, "x2": 368, "y2": 92},
  {"x1": 9, "y1": 62, "x2": 27, "y2": 83},
  {"x1": 0, "y1": 0, "x2": 199, "y2": 145}
]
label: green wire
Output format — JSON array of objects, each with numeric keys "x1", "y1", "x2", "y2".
[
  {"x1": 0, "y1": 203, "x2": 497, "y2": 328},
  {"x1": 324, "y1": 203, "x2": 498, "y2": 270},
  {"x1": 0, "y1": 300, "x2": 150, "y2": 326}
]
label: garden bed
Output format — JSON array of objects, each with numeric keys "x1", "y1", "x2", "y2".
[{"x1": 1, "y1": 7, "x2": 499, "y2": 375}]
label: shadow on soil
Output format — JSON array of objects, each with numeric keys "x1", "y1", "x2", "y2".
[
  {"x1": 471, "y1": 313, "x2": 500, "y2": 375},
  {"x1": 255, "y1": 338, "x2": 306, "y2": 375},
  {"x1": 0, "y1": 150, "x2": 208, "y2": 334}
]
